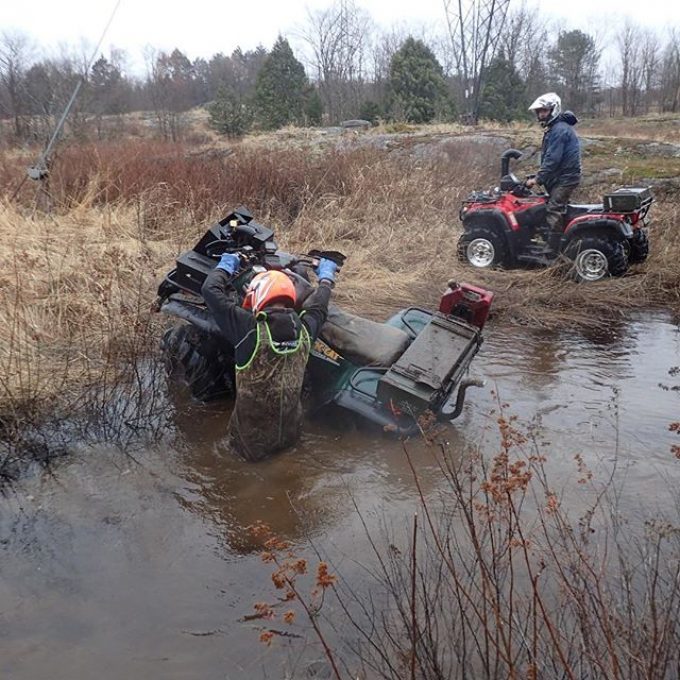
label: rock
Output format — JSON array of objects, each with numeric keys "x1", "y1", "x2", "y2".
[
  {"x1": 341, "y1": 119, "x2": 371, "y2": 129},
  {"x1": 409, "y1": 134, "x2": 512, "y2": 163},
  {"x1": 581, "y1": 167, "x2": 624, "y2": 187},
  {"x1": 579, "y1": 136, "x2": 606, "y2": 149},
  {"x1": 635, "y1": 141, "x2": 680, "y2": 157},
  {"x1": 646, "y1": 176, "x2": 680, "y2": 195}
]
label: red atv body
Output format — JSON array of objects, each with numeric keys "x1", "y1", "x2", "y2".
[{"x1": 457, "y1": 149, "x2": 653, "y2": 282}]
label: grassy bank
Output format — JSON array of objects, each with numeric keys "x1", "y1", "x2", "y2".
[{"x1": 1, "y1": 125, "x2": 680, "y2": 453}]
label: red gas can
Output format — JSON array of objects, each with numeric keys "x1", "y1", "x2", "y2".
[{"x1": 438, "y1": 281, "x2": 494, "y2": 329}]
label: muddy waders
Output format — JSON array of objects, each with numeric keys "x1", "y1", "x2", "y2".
[{"x1": 227, "y1": 315, "x2": 311, "y2": 462}]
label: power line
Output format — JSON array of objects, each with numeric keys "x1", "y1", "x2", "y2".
[{"x1": 28, "y1": 0, "x2": 122, "y2": 181}]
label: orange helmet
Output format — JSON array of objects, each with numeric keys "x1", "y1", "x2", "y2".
[{"x1": 243, "y1": 271, "x2": 297, "y2": 313}]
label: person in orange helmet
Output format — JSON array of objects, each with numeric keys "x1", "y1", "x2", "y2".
[{"x1": 201, "y1": 253, "x2": 337, "y2": 461}]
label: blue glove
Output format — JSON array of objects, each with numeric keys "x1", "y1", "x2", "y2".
[
  {"x1": 315, "y1": 258, "x2": 338, "y2": 283},
  {"x1": 216, "y1": 252, "x2": 240, "y2": 275}
]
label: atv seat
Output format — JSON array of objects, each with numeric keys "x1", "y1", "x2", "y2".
[
  {"x1": 321, "y1": 305, "x2": 411, "y2": 367},
  {"x1": 566, "y1": 203, "x2": 603, "y2": 221}
]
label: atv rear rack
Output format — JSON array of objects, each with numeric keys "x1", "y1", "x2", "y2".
[{"x1": 331, "y1": 308, "x2": 484, "y2": 434}]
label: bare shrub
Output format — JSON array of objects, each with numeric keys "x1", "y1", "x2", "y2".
[
  {"x1": 249, "y1": 410, "x2": 680, "y2": 679},
  {"x1": 1, "y1": 134, "x2": 679, "y2": 467}
]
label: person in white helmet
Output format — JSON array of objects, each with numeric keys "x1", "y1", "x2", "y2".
[{"x1": 526, "y1": 92, "x2": 581, "y2": 253}]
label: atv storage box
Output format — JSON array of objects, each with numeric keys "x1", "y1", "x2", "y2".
[
  {"x1": 603, "y1": 187, "x2": 652, "y2": 212},
  {"x1": 377, "y1": 313, "x2": 481, "y2": 414},
  {"x1": 173, "y1": 250, "x2": 217, "y2": 296}
]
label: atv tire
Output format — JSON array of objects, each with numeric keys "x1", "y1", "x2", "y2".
[
  {"x1": 457, "y1": 228, "x2": 509, "y2": 269},
  {"x1": 564, "y1": 235, "x2": 629, "y2": 282},
  {"x1": 627, "y1": 229, "x2": 649, "y2": 264},
  {"x1": 161, "y1": 323, "x2": 234, "y2": 401}
]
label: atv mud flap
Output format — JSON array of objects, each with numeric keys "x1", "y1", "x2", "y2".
[{"x1": 376, "y1": 313, "x2": 482, "y2": 419}]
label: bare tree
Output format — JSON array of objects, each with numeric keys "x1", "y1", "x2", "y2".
[
  {"x1": 295, "y1": 0, "x2": 373, "y2": 123},
  {"x1": 145, "y1": 47, "x2": 195, "y2": 141},
  {"x1": 498, "y1": 4, "x2": 550, "y2": 99},
  {"x1": 660, "y1": 30, "x2": 680, "y2": 112},
  {"x1": 443, "y1": 0, "x2": 511, "y2": 122},
  {"x1": 640, "y1": 29, "x2": 660, "y2": 114},
  {"x1": 0, "y1": 31, "x2": 33, "y2": 138},
  {"x1": 617, "y1": 21, "x2": 643, "y2": 116},
  {"x1": 366, "y1": 27, "x2": 409, "y2": 113}
]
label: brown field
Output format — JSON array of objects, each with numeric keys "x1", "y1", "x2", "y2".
[{"x1": 1, "y1": 114, "x2": 680, "y2": 439}]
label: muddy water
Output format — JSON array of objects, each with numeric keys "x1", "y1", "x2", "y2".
[{"x1": 1, "y1": 314, "x2": 679, "y2": 679}]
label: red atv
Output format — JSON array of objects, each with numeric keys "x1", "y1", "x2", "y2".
[{"x1": 457, "y1": 149, "x2": 653, "y2": 282}]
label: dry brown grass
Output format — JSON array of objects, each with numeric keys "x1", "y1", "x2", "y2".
[
  {"x1": 578, "y1": 114, "x2": 680, "y2": 144},
  {"x1": 1, "y1": 126, "x2": 679, "y2": 437},
  {"x1": 0, "y1": 200, "x2": 180, "y2": 438}
]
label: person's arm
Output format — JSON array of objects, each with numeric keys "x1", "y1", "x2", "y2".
[
  {"x1": 201, "y1": 267, "x2": 253, "y2": 346},
  {"x1": 536, "y1": 128, "x2": 567, "y2": 186},
  {"x1": 300, "y1": 281, "x2": 332, "y2": 342}
]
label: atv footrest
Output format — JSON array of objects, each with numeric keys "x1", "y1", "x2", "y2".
[
  {"x1": 377, "y1": 314, "x2": 482, "y2": 415},
  {"x1": 517, "y1": 243, "x2": 560, "y2": 266}
]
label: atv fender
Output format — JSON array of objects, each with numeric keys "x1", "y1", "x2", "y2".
[
  {"x1": 565, "y1": 217, "x2": 633, "y2": 241},
  {"x1": 462, "y1": 209, "x2": 516, "y2": 257},
  {"x1": 161, "y1": 300, "x2": 222, "y2": 336}
]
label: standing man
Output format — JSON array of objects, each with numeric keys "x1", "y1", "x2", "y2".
[
  {"x1": 202, "y1": 254, "x2": 337, "y2": 462},
  {"x1": 525, "y1": 92, "x2": 581, "y2": 253}
]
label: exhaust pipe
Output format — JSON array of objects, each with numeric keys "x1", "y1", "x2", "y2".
[
  {"x1": 501, "y1": 149, "x2": 523, "y2": 178},
  {"x1": 438, "y1": 378, "x2": 485, "y2": 422}
]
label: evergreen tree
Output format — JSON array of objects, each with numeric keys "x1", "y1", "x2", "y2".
[
  {"x1": 548, "y1": 30, "x2": 600, "y2": 114},
  {"x1": 304, "y1": 87, "x2": 323, "y2": 126},
  {"x1": 478, "y1": 54, "x2": 526, "y2": 122},
  {"x1": 254, "y1": 37, "x2": 308, "y2": 129},
  {"x1": 208, "y1": 86, "x2": 252, "y2": 137},
  {"x1": 389, "y1": 37, "x2": 452, "y2": 124},
  {"x1": 358, "y1": 100, "x2": 383, "y2": 125}
]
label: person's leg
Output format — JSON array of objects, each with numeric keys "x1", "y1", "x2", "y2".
[
  {"x1": 545, "y1": 184, "x2": 578, "y2": 251},
  {"x1": 546, "y1": 184, "x2": 577, "y2": 234}
]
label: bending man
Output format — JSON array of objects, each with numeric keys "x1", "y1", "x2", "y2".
[{"x1": 202, "y1": 254, "x2": 337, "y2": 461}]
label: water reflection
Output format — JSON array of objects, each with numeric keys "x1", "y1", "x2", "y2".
[
  {"x1": 166, "y1": 386, "x2": 464, "y2": 554},
  {"x1": 1, "y1": 314, "x2": 679, "y2": 680},
  {"x1": 161, "y1": 314, "x2": 680, "y2": 555},
  {"x1": 477, "y1": 313, "x2": 679, "y2": 467}
]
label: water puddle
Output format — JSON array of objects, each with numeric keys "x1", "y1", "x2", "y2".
[{"x1": 1, "y1": 313, "x2": 678, "y2": 678}]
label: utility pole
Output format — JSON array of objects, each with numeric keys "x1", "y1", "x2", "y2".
[{"x1": 443, "y1": 0, "x2": 510, "y2": 123}]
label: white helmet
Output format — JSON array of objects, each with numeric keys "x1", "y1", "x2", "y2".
[{"x1": 528, "y1": 92, "x2": 562, "y2": 126}]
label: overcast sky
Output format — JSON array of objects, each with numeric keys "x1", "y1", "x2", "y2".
[{"x1": 2, "y1": 0, "x2": 678, "y2": 74}]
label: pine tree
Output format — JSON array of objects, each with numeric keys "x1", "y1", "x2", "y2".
[
  {"x1": 389, "y1": 38, "x2": 452, "y2": 124},
  {"x1": 304, "y1": 87, "x2": 323, "y2": 126},
  {"x1": 254, "y1": 37, "x2": 309, "y2": 130},
  {"x1": 208, "y1": 87, "x2": 252, "y2": 137},
  {"x1": 479, "y1": 54, "x2": 526, "y2": 122},
  {"x1": 548, "y1": 30, "x2": 600, "y2": 114}
]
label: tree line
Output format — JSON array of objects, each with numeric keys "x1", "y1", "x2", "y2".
[{"x1": 2, "y1": 0, "x2": 680, "y2": 142}]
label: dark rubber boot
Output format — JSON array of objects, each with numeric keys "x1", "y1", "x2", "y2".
[
  {"x1": 545, "y1": 231, "x2": 562, "y2": 255},
  {"x1": 537, "y1": 231, "x2": 562, "y2": 255}
]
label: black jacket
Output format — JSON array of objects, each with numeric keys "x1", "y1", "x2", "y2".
[
  {"x1": 536, "y1": 111, "x2": 581, "y2": 192},
  {"x1": 201, "y1": 269, "x2": 331, "y2": 366}
]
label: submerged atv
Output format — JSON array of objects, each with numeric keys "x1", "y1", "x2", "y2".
[
  {"x1": 457, "y1": 149, "x2": 653, "y2": 282},
  {"x1": 155, "y1": 207, "x2": 494, "y2": 435}
]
